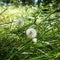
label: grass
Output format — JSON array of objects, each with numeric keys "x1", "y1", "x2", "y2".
[{"x1": 0, "y1": 5, "x2": 60, "y2": 60}]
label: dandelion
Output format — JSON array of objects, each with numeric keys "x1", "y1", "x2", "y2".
[
  {"x1": 14, "y1": 18, "x2": 24, "y2": 26},
  {"x1": 26, "y1": 28, "x2": 37, "y2": 38},
  {"x1": 32, "y1": 38, "x2": 37, "y2": 43}
]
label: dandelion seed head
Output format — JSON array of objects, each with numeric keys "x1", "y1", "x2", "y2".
[
  {"x1": 32, "y1": 38, "x2": 37, "y2": 43},
  {"x1": 14, "y1": 18, "x2": 24, "y2": 26},
  {"x1": 26, "y1": 28, "x2": 37, "y2": 38}
]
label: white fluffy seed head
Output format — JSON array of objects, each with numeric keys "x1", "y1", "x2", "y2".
[
  {"x1": 14, "y1": 18, "x2": 24, "y2": 26},
  {"x1": 32, "y1": 38, "x2": 37, "y2": 43},
  {"x1": 26, "y1": 28, "x2": 37, "y2": 38}
]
